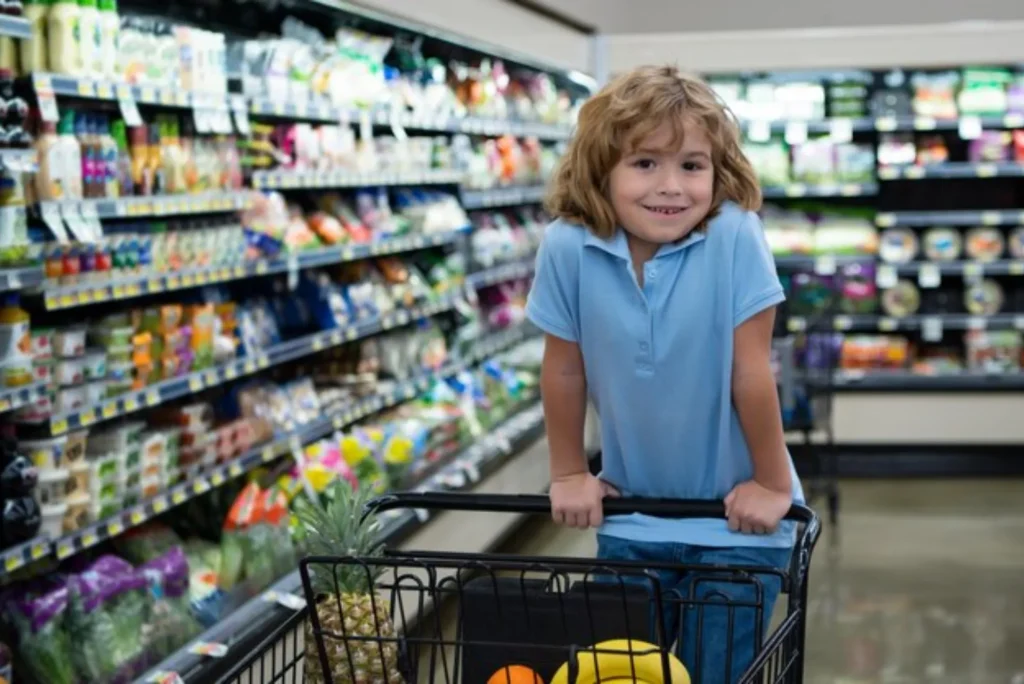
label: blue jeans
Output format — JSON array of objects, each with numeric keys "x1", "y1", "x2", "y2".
[{"x1": 596, "y1": 534, "x2": 791, "y2": 684}]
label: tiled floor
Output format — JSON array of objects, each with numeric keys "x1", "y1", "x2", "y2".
[{"x1": 484, "y1": 480, "x2": 1024, "y2": 683}]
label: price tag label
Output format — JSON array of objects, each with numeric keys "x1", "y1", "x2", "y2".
[
  {"x1": 959, "y1": 116, "x2": 983, "y2": 140},
  {"x1": 746, "y1": 120, "x2": 771, "y2": 143},
  {"x1": 963, "y1": 263, "x2": 984, "y2": 283},
  {"x1": 82, "y1": 532, "x2": 98, "y2": 548},
  {"x1": 4, "y1": 555, "x2": 21, "y2": 572},
  {"x1": 980, "y1": 211, "x2": 1002, "y2": 226},
  {"x1": 813, "y1": 255, "x2": 837, "y2": 276},
  {"x1": 146, "y1": 671, "x2": 184, "y2": 684},
  {"x1": 784, "y1": 121, "x2": 808, "y2": 145},
  {"x1": 130, "y1": 509, "x2": 145, "y2": 525},
  {"x1": 41, "y1": 203, "x2": 70, "y2": 242},
  {"x1": 60, "y1": 203, "x2": 92, "y2": 242},
  {"x1": 51, "y1": 418, "x2": 68, "y2": 435},
  {"x1": 188, "y1": 376, "x2": 204, "y2": 392},
  {"x1": 189, "y1": 642, "x2": 229, "y2": 658},
  {"x1": 146, "y1": 389, "x2": 160, "y2": 406},
  {"x1": 102, "y1": 402, "x2": 117, "y2": 418},
  {"x1": 878, "y1": 317, "x2": 898, "y2": 331},
  {"x1": 918, "y1": 264, "x2": 941, "y2": 288},
  {"x1": 107, "y1": 521, "x2": 124, "y2": 536},
  {"x1": 876, "y1": 264, "x2": 898, "y2": 288},
  {"x1": 967, "y1": 316, "x2": 987, "y2": 330},
  {"x1": 829, "y1": 118, "x2": 853, "y2": 143},
  {"x1": 118, "y1": 92, "x2": 143, "y2": 127},
  {"x1": 152, "y1": 497, "x2": 168, "y2": 514},
  {"x1": 229, "y1": 463, "x2": 243, "y2": 477},
  {"x1": 922, "y1": 316, "x2": 944, "y2": 342},
  {"x1": 171, "y1": 490, "x2": 187, "y2": 505},
  {"x1": 264, "y1": 591, "x2": 307, "y2": 611}
]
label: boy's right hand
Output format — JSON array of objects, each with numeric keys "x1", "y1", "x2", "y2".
[{"x1": 550, "y1": 472, "x2": 620, "y2": 529}]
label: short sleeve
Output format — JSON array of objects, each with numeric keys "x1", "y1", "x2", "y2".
[
  {"x1": 526, "y1": 222, "x2": 581, "y2": 342},
  {"x1": 732, "y1": 212, "x2": 785, "y2": 327}
]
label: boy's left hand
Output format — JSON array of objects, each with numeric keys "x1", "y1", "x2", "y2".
[{"x1": 724, "y1": 481, "x2": 791, "y2": 535}]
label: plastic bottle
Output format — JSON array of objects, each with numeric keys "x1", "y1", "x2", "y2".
[
  {"x1": 128, "y1": 125, "x2": 148, "y2": 195},
  {"x1": 35, "y1": 118, "x2": 62, "y2": 201},
  {"x1": 57, "y1": 110, "x2": 82, "y2": 199},
  {"x1": 99, "y1": 115, "x2": 118, "y2": 197},
  {"x1": 47, "y1": 0, "x2": 79, "y2": 75},
  {"x1": 20, "y1": 0, "x2": 48, "y2": 73},
  {"x1": 77, "y1": 0, "x2": 100, "y2": 78},
  {"x1": 0, "y1": 295, "x2": 32, "y2": 387},
  {"x1": 97, "y1": 0, "x2": 117, "y2": 80},
  {"x1": 75, "y1": 113, "x2": 96, "y2": 198},
  {"x1": 146, "y1": 123, "x2": 163, "y2": 195},
  {"x1": 110, "y1": 119, "x2": 133, "y2": 196}
]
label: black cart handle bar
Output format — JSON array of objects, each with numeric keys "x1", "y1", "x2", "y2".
[{"x1": 367, "y1": 491, "x2": 818, "y2": 528}]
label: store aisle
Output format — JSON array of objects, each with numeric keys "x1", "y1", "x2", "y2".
[{"x1": 487, "y1": 480, "x2": 1024, "y2": 684}]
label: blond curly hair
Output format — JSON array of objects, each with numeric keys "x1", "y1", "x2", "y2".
[{"x1": 546, "y1": 64, "x2": 761, "y2": 238}]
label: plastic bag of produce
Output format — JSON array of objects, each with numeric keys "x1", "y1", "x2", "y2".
[
  {"x1": 242, "y1": 490, "x2": 278, "y2": 595},
  {"x1": 65, "y1": 556, "x2": 150, "y2": 683},
  {"x1": 218, "y1": 482, "x2": 261, "y2": 592},
  {"x1": 262, "y1": 489, "x2": 297, "y2": 580},
  {"x1": 7, "y1": 584, "x2": 77, "y2": 684},
  {"x1": 113, "y1": 522, "x2": 184, "y2": 564},
  {"x1": 140, "y1": 547, "x2": 202, "y2": 662}
]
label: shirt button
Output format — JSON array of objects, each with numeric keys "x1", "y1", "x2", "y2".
[{"x1": 640, "y1": 342, "x2": 648, "y2": 351}]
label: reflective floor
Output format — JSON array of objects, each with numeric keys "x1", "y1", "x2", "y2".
[{"x1": 495, "y1": 480, "x2": 1024, "y2": 684}]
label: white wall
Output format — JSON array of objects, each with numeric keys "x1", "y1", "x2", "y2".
[
  {"x1": 351, "y1": 0, "x2": 592, "y2": 74},
  {"x1": 530, "y1": 0, "x2": 1024, "y2": 34},
  {"x1": 604, "y1": 20, "x2": 1024, "y2": 75}
]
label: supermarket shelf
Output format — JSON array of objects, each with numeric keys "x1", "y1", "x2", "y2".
[
  {"x1": 36, "y1": 191, "x2": 252, "y2": 222},
  {"x1": 879, "y1": 162, "x2": 1024, "y2": 180},
  {"x1": 786, "y1": 312, "x2": 1024, "y2": 333},
  {"x1": 0, "y1": 382, "x2": 48, "y2": 414},
  {"x1": 739, "y1": 114, "x2": 1024, "y2": 135},
  {"x1": 773, "y1": 254, "x2": 874, "y2": 271},
  {"x1": 824, "y1": 370, "x2": 1024, "y2": 392},
  {"x1": 138, "y1": 396, "x2": 547, "y2": 684},
  {"x1": 248, "y1": 97, "x2": 573, "y2": 140},
  {"x1": 762, "y1": 182, "x2": 877, "y2": 199},
  {"x1": 0, "y1": 15, "x2": 32, "y2": 39},
  {"x1": 460, "y1": 185, "x2": 548, "y2": 209},
  {"x1": 250, "y1": 168, "x2": 464, "y2": 191},
  {"x1": 875, "y1": 209, "x2": 1024, "y2": 228},
  {"x1": 0, "y1": 324, "x2": 536, "y2": 579},
  {"x1": 40, "y1": 230, "x2": 465, "y2": 311},
  {"x1": 890, "y1": 260, "x2": 1024, "y2": 277},
  {"x1": 0, "y1": 266, "x2": 44, "y2": 292},
  {"x1": 43, "y1": 260, "x2": 534, "y2": 436},
  {"x1": 465, "y1": 259, "x2": 535, "y2": 287}
]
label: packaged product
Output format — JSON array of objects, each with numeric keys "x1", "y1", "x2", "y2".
[
  {"x1": 140, "y1": 546, "x2": 202, "y2": 661},
  {"x1": 64, "y1": 556, "x2": 150, "y2": 682},
  {"x1": 6, "y1": 583, "x2": 77, "y2": 684}
]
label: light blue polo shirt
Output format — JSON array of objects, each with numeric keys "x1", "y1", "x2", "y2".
[{"x1": 526, "y1": 201, "x2": 803, "y2": 548}]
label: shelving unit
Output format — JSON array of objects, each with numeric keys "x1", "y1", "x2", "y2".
[
  {"x1": 0, "y1": 1, "x2": 583, "y2": 682},
  {"x1": 721, "y1": 64, "x2": 1024, "y2": 475}
]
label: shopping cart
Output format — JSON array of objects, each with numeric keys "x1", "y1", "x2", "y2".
[{"x1": 300, "y1": 492, "x2": 820, "y2": 684}]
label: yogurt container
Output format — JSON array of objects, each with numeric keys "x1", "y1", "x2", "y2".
[
  {"x1": 67, "y1": 461, "x2": 90, "y2": 499},
  {"x1": 86, "y1": 381, "x2": 105, "y2": 405},
  {"x1": 40, "y1": 503, "x2": 68, "y2": 539},
  {"x1": 18, "y1": 436, "x2": 66, "y2": 470},
  {"x1": 54, "y1": 327, "x2": 87, "y2": 358},
  {"x1": 63, "y1": 495, "x2": 92, "y2": 532},
  {"x1": 13, "y1": 393, "x2": 54, "y2": 424},
  {"x1": 30, "y1": 328, "x2": 55, "y2": 361},
  {"x1": 31, "y1": 360, "x2": 54, "y2": 386},
  {"x1": 93, "y1": 325, "x2": 135, "y2": 349},
  {"x1": 54, "y1": 385, "x2": 87, "y2": 413},
  {"x1": 36, "y1": 468, "x2": 69, "y2": 506},
  {"x1": 55, "y1": 357, "x2": 86, "y2": 386},
  {"x1": 82, "y1": 350, "x2": 107, "y2": 380},
  {"x1": 63, "y1": 430, "x2": 88, "y2": 466}
]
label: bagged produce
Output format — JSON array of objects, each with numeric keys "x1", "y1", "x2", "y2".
[
  {"x1": 65, "y1": 556, "x2": 150, "y2": 683},
  {"x1": 218, "y1": 482, "x2": 261, "y2": 592},
  {"x1": 7, "y1": 584, "x2": 77, "y2": 684},
  {"x1": 140, "y1": 547, "x2": 202, "y2": 661}
]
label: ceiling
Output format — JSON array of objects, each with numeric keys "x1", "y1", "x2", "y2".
[{"x1": 530, "y1": 0, "x2": 1024, "y2": 33}]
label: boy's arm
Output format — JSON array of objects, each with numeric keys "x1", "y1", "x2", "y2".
[
  {"x1": 541, "y1": 335, "x2": 589, "y2": 479},
  {"x1": 541, "y1": 334, "x2": 614, "y2": 528},
  {"x1": 729, "y1": 306, "x2": 792, "y2": 533}
]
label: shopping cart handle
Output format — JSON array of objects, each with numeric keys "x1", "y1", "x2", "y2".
[{"x1": 367, "y1": 491, "x2": 817, "y2": 525}]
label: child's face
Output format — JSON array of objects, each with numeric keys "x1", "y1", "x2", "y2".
[{"x1": 608, "y1": 119, "x2": 714, "y2": 244}]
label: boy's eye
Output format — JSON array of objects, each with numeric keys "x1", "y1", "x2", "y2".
[
  {"x1": 631, "y1": 159, "x2": 655, "y2": 170},
  {"x1": 682, "y1": 161, "x2": 705, "y2": 171}
]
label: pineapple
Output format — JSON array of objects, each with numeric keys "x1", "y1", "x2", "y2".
[{"x1": 295, "y1": 481, "x2": 405, "y2": 684}]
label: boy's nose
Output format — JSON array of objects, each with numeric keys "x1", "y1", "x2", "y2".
[{"x1": 656, "y1": 170, "x2": 685, "y2": 195}]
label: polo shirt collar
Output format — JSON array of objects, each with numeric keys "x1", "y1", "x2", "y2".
[{"x1": 583, "y1": 228, "x2": 706, "y2": 260}]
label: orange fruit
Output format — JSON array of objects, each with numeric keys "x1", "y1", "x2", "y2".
[{"x1": 487, "y1": 664, "x2": 545, "y2": 684}]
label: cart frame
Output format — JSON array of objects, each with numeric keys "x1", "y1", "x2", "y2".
[{"x1": 300, "y1": 492, "x2": 820, "y2": 684}]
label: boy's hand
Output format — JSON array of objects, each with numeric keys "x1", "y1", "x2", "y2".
[
  {"x1": 724, "y1": 480, "x2": 791, "y2": 535},
  {"x1": 550, "y1": 472, "x2": 619, "y2": 529}
]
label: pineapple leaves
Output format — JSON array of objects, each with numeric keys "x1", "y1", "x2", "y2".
[{"x1": 295, "y1": 480, "x2": 388, "y2": 596}]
